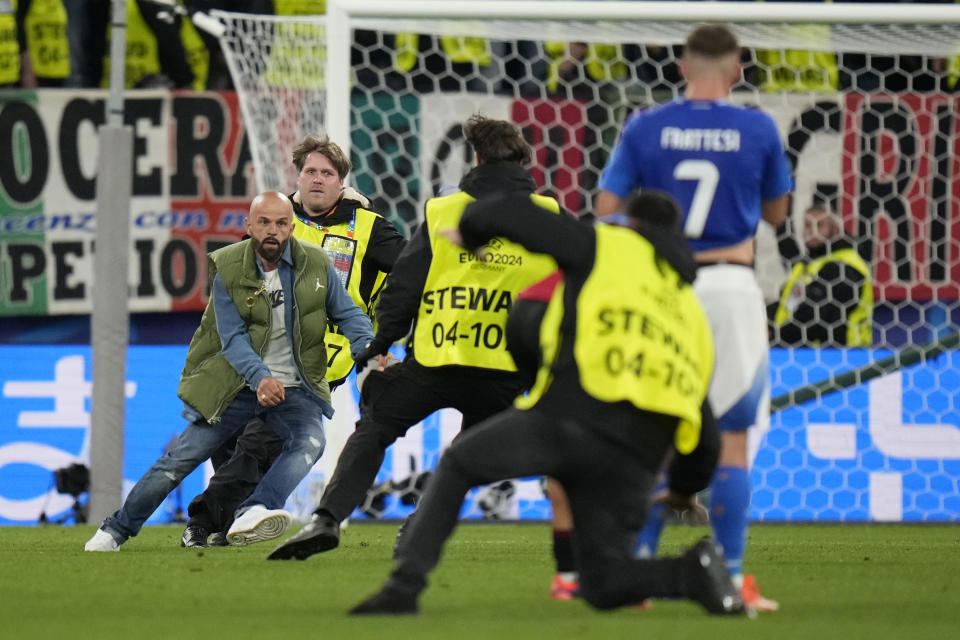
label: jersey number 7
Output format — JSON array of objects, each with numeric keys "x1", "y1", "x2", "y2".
[{"x1": 674, "y1": 159, "x2": 719, "y2": 239}]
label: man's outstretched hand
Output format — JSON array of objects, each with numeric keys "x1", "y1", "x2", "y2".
[{"x1": 355, "y1": 338, "x2": 391, "y2": 375}]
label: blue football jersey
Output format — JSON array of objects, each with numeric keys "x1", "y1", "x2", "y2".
[{"x1": 599, "y1": 99, "x2": 793, "y2": 252}]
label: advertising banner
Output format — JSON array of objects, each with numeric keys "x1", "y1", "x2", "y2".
[
  {"x1": 0, "y1": 90, "x2": 254, "y2": 316},
  {"x1": 0, "y1": 345, "x2": 544, "y2": 525},
  {"x1": 1, "y1": 345, "x2": 957, "y2": 525},
  {"x1": 2, "y1": 90, "x2": 959, "y2": 315}
]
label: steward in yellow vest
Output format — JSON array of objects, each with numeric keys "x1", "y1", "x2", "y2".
[
  {"x1": 772, "y1": 246, "x2": 873, "y2": 346},
  {"x1": 287, "y1": 133, "x2": 406, "y2": 386},
  {"x1": 488, "y1": 192, "x2": 715, "y2": 458},
  {"x1": 543, "y1": 41, "x2": 629, "y2": 98},
  {"x1": 101, "y1": 0, "x2": 201, "y2": 89},
  {"x1": 265, "y1": 0, "x2": 326, "y2": 89},
  {"x1": 408, "y1": 189, "x2": 558, "y2": 370},
  {"x1": 771, "y1": 205, "x2": 873, "y2": 346},
  {"x1": 344, "y1": 190, "x2": 741, "y2": 617},
  {"x1": 0, "y1": 1, "x2": 18, "y2": 86},
  {"x1": 13, "y1": 0, "x2": 69, "y2": 86},
  {"x1": 267, "y1": 115, "x2": 569, "y2": 561},
  {"x1": 394, "y1": 33, "x2": 492, "y2": 92},
  {"x1": 754, "y1": 0, "x2": 837, "y2": 93},
  {"x1": 290, "y1": 189, "x2": 405, "y2": 385}
]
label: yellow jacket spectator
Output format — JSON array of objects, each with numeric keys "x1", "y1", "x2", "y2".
[
  {"x1": 544, "y1": 41, "x2": 629, "y2": 96},
  {"x1": 15, "y1": 0, "x2": 70, "y2": 86},
  {"x1": 102, "y1": 0, "x2": 207, "y2": 89},
  {"x1": 754, "y1": 0, "x2": 838, "y2": 93},
  {"x1": 0, "y1": 1, "x2": 18, "y2": 86},
  {"x1": 394, "y1": 33, "x2": 493, "y2": 92},
  {"x1": 265, "y1": 0, "x2": 326, "y2": 89}
]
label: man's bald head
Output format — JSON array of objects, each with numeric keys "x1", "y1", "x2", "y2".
[
  {"x1": 249, "y1": 191, "x2": 294, "y2": 219},
  {"x1": 247, "y1": 191, "x2": 295, "y2": 270}
]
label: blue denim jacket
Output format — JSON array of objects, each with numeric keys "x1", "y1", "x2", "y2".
[{"x1": 185, "y1": 241, "x2": 373, "y2": 420}]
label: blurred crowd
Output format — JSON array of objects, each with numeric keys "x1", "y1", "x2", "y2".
[
  {"x1": 0, "y1": 0, "x2": 270, "y2": 90},
  {"x1": 1, "y1": 0, "x2": 958, "y2": 94}
]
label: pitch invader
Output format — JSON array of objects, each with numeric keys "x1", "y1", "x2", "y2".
[{"x1": 596, "y1": 23, "x2": 794, "y2": 613}]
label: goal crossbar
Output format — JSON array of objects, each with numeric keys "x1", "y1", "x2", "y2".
[
  {"x1": 315, "y1": 0, "x2": 960, "y2": 160},
  {"x1": 334, "y1": 0, "x2": 960, "y2": 25}
]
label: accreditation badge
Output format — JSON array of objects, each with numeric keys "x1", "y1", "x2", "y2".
[{"x1": 321, "y1": 234, "x2": 357, "y2": 289}]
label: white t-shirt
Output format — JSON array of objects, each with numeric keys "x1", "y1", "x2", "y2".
[{"x1": 259, "y1": 268, "x2": 300, "y2": 386}]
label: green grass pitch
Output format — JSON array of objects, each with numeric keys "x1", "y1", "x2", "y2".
[{"x1": 3, "y1": 522, "x2": 958, "y2": 639}]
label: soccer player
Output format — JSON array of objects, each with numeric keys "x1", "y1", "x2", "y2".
[{"x1": 595, "y1": 23, "x2": 793, "y2": 612}]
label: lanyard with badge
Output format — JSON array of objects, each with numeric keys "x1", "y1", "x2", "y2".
[{"x1": 298, "y1": 211, "x2": 358, "y2": 289}]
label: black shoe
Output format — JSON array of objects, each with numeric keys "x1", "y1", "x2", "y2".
[
  {"x1": 685, "y1": 537, "x2": 745, "y2": 615},
  {"x1": 349, "y1": 587, "x2": 419, "y2": 616},
  {"x1": 266, "y1": 512, "x2": 340, "y2": 560},
  {"x1": 180, "y1": 524, "x2": 210, "y2": 548},
  {"x1": 208, "y1": 532, "x2": 229, "y2": 547}
]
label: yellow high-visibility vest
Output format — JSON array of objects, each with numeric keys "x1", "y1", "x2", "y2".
[
  {"x1": 394, "y1": 34, "x2": 491, "y2": 72},
  {"x1": 101, "y1": 0, "x2": 207, "y2": 88},
  {"x1": 0, "y1": 3, "x2": 18, "y2": 85},
  {"x1": 773, "y1": 248, "x2": 874, "y2": 347},
  {"x1": 518, "y1": 225, "x2": 714, "y2": 454},
  {"x1": 543, "y1": 41, "x2": 628, "y2": 93},
  {"x1": 755, "y1": 0, "x2": 838, "y2": 93},
  {"x1": 180, "y1": 14, "x2": 209, "y2": 90},
  {"x1": 264, "y1": 0, "x2": 327, "y2": 89},
  {"x1": 413, "y1": 191, "x2": 559, "y2": 371},
  {"x1": 292, "y1": 203, "x2": 386, "y2": 385},
  {"x1": 21, "y1": 0, "x2": 69, "y2": 80},
  {"x1": 948, "y1": 0, "x2": 960, "y2": 90}
]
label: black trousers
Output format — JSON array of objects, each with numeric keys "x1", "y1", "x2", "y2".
[
  {"x1": 386, "y1": 406, "x2": 699, "y2": 609},
  {"x1": 186, "y1": 418, "x2": 284, "y2": 532},
  {"x1": 135, "y1": 1, "x2": 195, "y2": 88},
  {"x1": 317, "y1": 359, "x2": 523, "y2": 522}
]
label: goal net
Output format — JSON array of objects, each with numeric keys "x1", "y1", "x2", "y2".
[{"x1": 214, "y1": 0, "x2": 960, "y2": 522}]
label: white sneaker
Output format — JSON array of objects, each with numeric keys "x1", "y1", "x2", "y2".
[
  {"x1": 226, "y1": 505, "x2": 292, "y2": 547},
  {"x1": 84, "y1": 528, "x2": 120, "y2": 552}
]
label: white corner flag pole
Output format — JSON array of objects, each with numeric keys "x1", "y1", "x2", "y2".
[{"x1": 88, "y1": 0, "x2": 134, "y2": 523}]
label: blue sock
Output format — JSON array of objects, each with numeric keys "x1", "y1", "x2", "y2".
[
  {"x1": 709, "y1": 466, "x2": 750, "y2": 578},
  {"x1": 634, "y1": 481, "x2": 668, "y2": 558}
]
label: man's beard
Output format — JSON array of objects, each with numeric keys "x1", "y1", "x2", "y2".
[{"x1": 252, "y1": 237, "x2": 287, "y2": 264}]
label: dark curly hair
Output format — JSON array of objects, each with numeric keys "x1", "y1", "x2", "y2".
[{"x1": 463, "y1": 114, "x2": 531, "y2": 166}]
